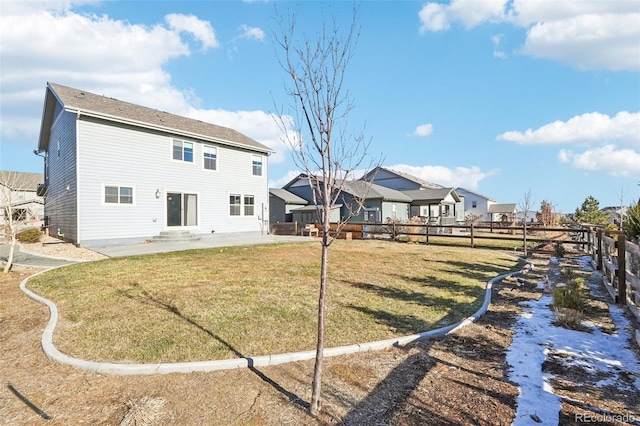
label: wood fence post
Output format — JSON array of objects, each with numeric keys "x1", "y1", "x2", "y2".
[
  {"x1": 470, "y1": 223, "x2": 475, "y2": 248},
  {"x1": 392, "y1": 221, "x2": 396, "y2": 241},
  {"x1": 597, "y1": 229, "x2": 603, "y2": 271},
  {"x1": 617, "y1": 233, "x2": 627, "y2": 305}
]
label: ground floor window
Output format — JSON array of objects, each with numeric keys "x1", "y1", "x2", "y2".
[
  {"x1": 364, "y1": 208, "x2": 380, "y2": 222},
  {"x1": 244, "y1": 195, "x2": 255, "y2": 216},
  {"x1": 104, "y1": 185, "x2": 133, "y2": 204},
  {"x1": 230, "y1": 194, "x2": 241, "y2": 216}
]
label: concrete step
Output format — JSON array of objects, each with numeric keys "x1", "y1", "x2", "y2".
[{"x1": 152, "y1": 231, "x2": 201, "y2": 242}]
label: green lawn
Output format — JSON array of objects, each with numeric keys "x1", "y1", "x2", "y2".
[{"x1": 28, "y1": 240, "x2": 520, "y2": 363}]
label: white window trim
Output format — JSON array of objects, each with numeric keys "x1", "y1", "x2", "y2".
[
  {"x1": 202, "y1": 144, "x2": 218, "y2": 172},
  {"x1": 229, "y1": 193, "x2": 242, "y2": 217},
  {"x1": 102, "y1": 184, "x2": 135, "y2": 206},
  {"x1": 164, "y1": 190, "x2": 200, "y2": 230},
  {"x1": 171, "y1": 138, "x2": 196, "y2": 165},
  {"x1": 244, "y1": 194, "x2": 255, "y2": 216},
  {"x1": 251, "y1": 154, "x2": 263, "y2": 177}
]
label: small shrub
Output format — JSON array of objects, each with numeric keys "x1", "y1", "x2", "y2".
[
  {"x1": 17, "y1": 228, "x2": 42, "y2": 243},
  {"x1": 553, "y1": 277, "x2": 587, "y2": 312},
  {"x1": 554, "y1": 307, "x2": 586, "y2": 330},
  {"x1": 562, "y1": 267, "x2": 575, "y2": 280}
]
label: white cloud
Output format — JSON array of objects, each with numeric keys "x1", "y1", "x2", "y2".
[
  {"x1": 520, "y1": 13, "x2": 640, "y2": 71},
  {"x1": 165, "y1": 14, "x2": 219, "y2": 49},
  {"x1": 388, "y1": 164, "x2": 500, "y2": 190},
  {"x1": 419, "y1": 0, "x2": 507, "y2": 33},
  {"x1": 497, "y1": 111, "x2": 640, "y2": 147},
  {"x1": 491, "y1": 33, "x2": 506, "y2": 58},
  {"x1": 187, "y1": 108, "x2": 290, "y2": 164},
  {"x1": 558, "y1": 145, "x2": 640, "y2": 177},
  {"x1": 506, "y1": 0, "x2": 640, "y2": 27},
  {"x1": 0, "y1": 4, "x2": 286, "y2": 161},
  {"x1": 410, "y1": 123, "x2": 433, "y2": 137},
  {"x1": 418, "y1": 0, "x2": 640, "y2": 71},
  {"x1": 269, "y1": 170, "x2": 302, "y2": 189},
  {"x1": 238, "y1": 24, "x2": 266, "y2": 41}
]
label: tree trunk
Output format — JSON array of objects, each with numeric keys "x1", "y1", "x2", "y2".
[
  {"x1": 3, "y1": 234, "x2": 16, "y2": 273},
  {"x1": 310, "y1": 233, "x2": 329, "y2": 414}
]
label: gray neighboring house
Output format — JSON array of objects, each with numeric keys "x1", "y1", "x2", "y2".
[
  {"x1": 282, "y1": 174, "x2": 412, "y2": 224},
  {"x1": 0, "y1": 171, "x2": 44, "y2": 230},
  {"x1": 363, "y1": 167, "x2": 463, "y2": 224},
  {"x1": 37, "y1": 82, "x2": 272, "y2": 246},
  {"x1": 362, "y1": 166, "x2": 442, "y2": 190},
  {"x1": 269, "y1": 188, "x2": 308, "y2": 223},
  {"x1": 402, "y1": 188, "x2": 463, "y2": 225}
]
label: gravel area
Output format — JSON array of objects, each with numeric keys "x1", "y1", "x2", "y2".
[{"x1": 20, "y1": 236, "x2": 108, "y2": 261}]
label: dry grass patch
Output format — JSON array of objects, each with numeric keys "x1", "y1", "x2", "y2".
[{"x1": 27, "y1": 240, "x2": 519, "y2": 363}]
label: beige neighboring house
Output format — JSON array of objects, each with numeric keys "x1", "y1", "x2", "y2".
[
  {"x1": 0, "y1": 171, "x2": 45, "y2": 233},
  {"x1": 488, "y1": 203, "x2": 518, "y2": 223}
]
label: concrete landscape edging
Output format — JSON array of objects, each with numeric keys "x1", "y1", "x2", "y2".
[{"x1": 19, "y1": 259, "x2": 532, "y2": 376}]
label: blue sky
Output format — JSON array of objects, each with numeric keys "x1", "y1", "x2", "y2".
[{"x1": 1, "y1": 0, "x2": 638, "y2": 213}]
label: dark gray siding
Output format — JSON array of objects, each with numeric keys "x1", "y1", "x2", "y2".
[{"x1": 44, "y1": 109, "x2": 78, "y2": 242}]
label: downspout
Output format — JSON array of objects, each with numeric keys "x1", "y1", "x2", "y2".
[{"x1": 75, "y1": 110, "x2": 81, "y2": 245}]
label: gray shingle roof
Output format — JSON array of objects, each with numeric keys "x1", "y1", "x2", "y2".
[
  {"x1": 0, "y1": 171, "x2": 43, "y2": 191},
  {"x1": 488, "y1": 203, "x2": 517, "y2": 213},
  {"x1": 365, "y1": 166, "x2": 443, "y2": 189},
  {"x1": 401, "y1": 188, "x2": 460, "y2": 203},
  {"x1": 343, "y1": 180, "x2": 413, "y2": 202},
  {"x1": 456, "y1": 187, "x2": 496, "y2": 202},
  {"x1": 43, "y1": 82, "x2": 271, "y2": 153},
  {"x1": 269, "y1": 188, "x2": 307, "y2": 204}
]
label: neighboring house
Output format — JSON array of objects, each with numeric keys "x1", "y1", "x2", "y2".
[
  {"x1": 37, "y1": 82, "x2": 272, "y2": 246},
  {"x1": 289, "y1": 204, "x2": 343, "y2": 225},
  {"x1": 363, "y1": 167, "x2": 463, "y2": 224},
  {"x1": 282, "y1": 174, "x2": 412, "y2": 224},
  {"x1": 456, "y1": 188, "x2": 495, "y2": 222},
  {"x1": 516, "y1": 210, "x2": 539, "y2": 224},
  {"x1": 488, "y1": 203, "x2": 518, "y2": 223},
  {"x1": 269, "y1": 188, "x2": 308, "y2": 223},
  {"x1": 362, "y1": 166, "x2": 442, "y2": 191},
  {"x1": 0, "y1": 171, "x2": 45, "y2": 231},
  {"x1": 401, "y1": 188, "x2": 463, "y2": 225}
]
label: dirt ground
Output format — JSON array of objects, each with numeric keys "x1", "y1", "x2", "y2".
[{"x1": 1, "y1": 249, "x2": 638, "y2": 425}]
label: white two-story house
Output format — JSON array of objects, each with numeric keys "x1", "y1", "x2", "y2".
[{"x1": 37, "y1": 82, "x2": 272, "y2": 246}]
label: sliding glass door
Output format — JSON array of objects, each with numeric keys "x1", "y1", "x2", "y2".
[{"x1": 167, "y1": 192, "x2": 197, "y2": 227}]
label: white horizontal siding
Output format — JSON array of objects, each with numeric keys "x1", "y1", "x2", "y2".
[{"x1": 76, "y1": 117, "x2": 268, "y2": 243}]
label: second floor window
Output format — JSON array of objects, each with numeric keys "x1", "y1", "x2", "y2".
[
  {"x1": 173, "y1": 140, "x2": 193, "y2": 162},
  {"x1": 203, "y1": 145, "x2": 217, "y2": 170},
  {"x1": 472, "y1": 200, "x2": 477, "y2": 208},
  {"x1": 252, "y1": 155, "x2": 262, "y2": 176}
]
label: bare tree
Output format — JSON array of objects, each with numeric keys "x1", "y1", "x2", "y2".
[
  {"x1": 273, "y1": 6, "x2": 380, "y2": 414},
  {"x1": 519, "y1": 190, "x2": 535, "y2": 256},
  {"x1": 1, "y1": 171, "x2": 44, "y2": 273}
]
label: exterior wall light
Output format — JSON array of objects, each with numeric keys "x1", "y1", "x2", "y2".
[{"x1": 155, "y1": 189, "x2": 161, "y2": 199}]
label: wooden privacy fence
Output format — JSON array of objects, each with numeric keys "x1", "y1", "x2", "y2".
[{"x1": 590, "y1": 229, "x2": 640, "y2": 345}]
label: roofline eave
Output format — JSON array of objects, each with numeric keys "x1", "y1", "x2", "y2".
[{"x1": 59, "y1": 106, "x2": 273, "y2": 155}]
